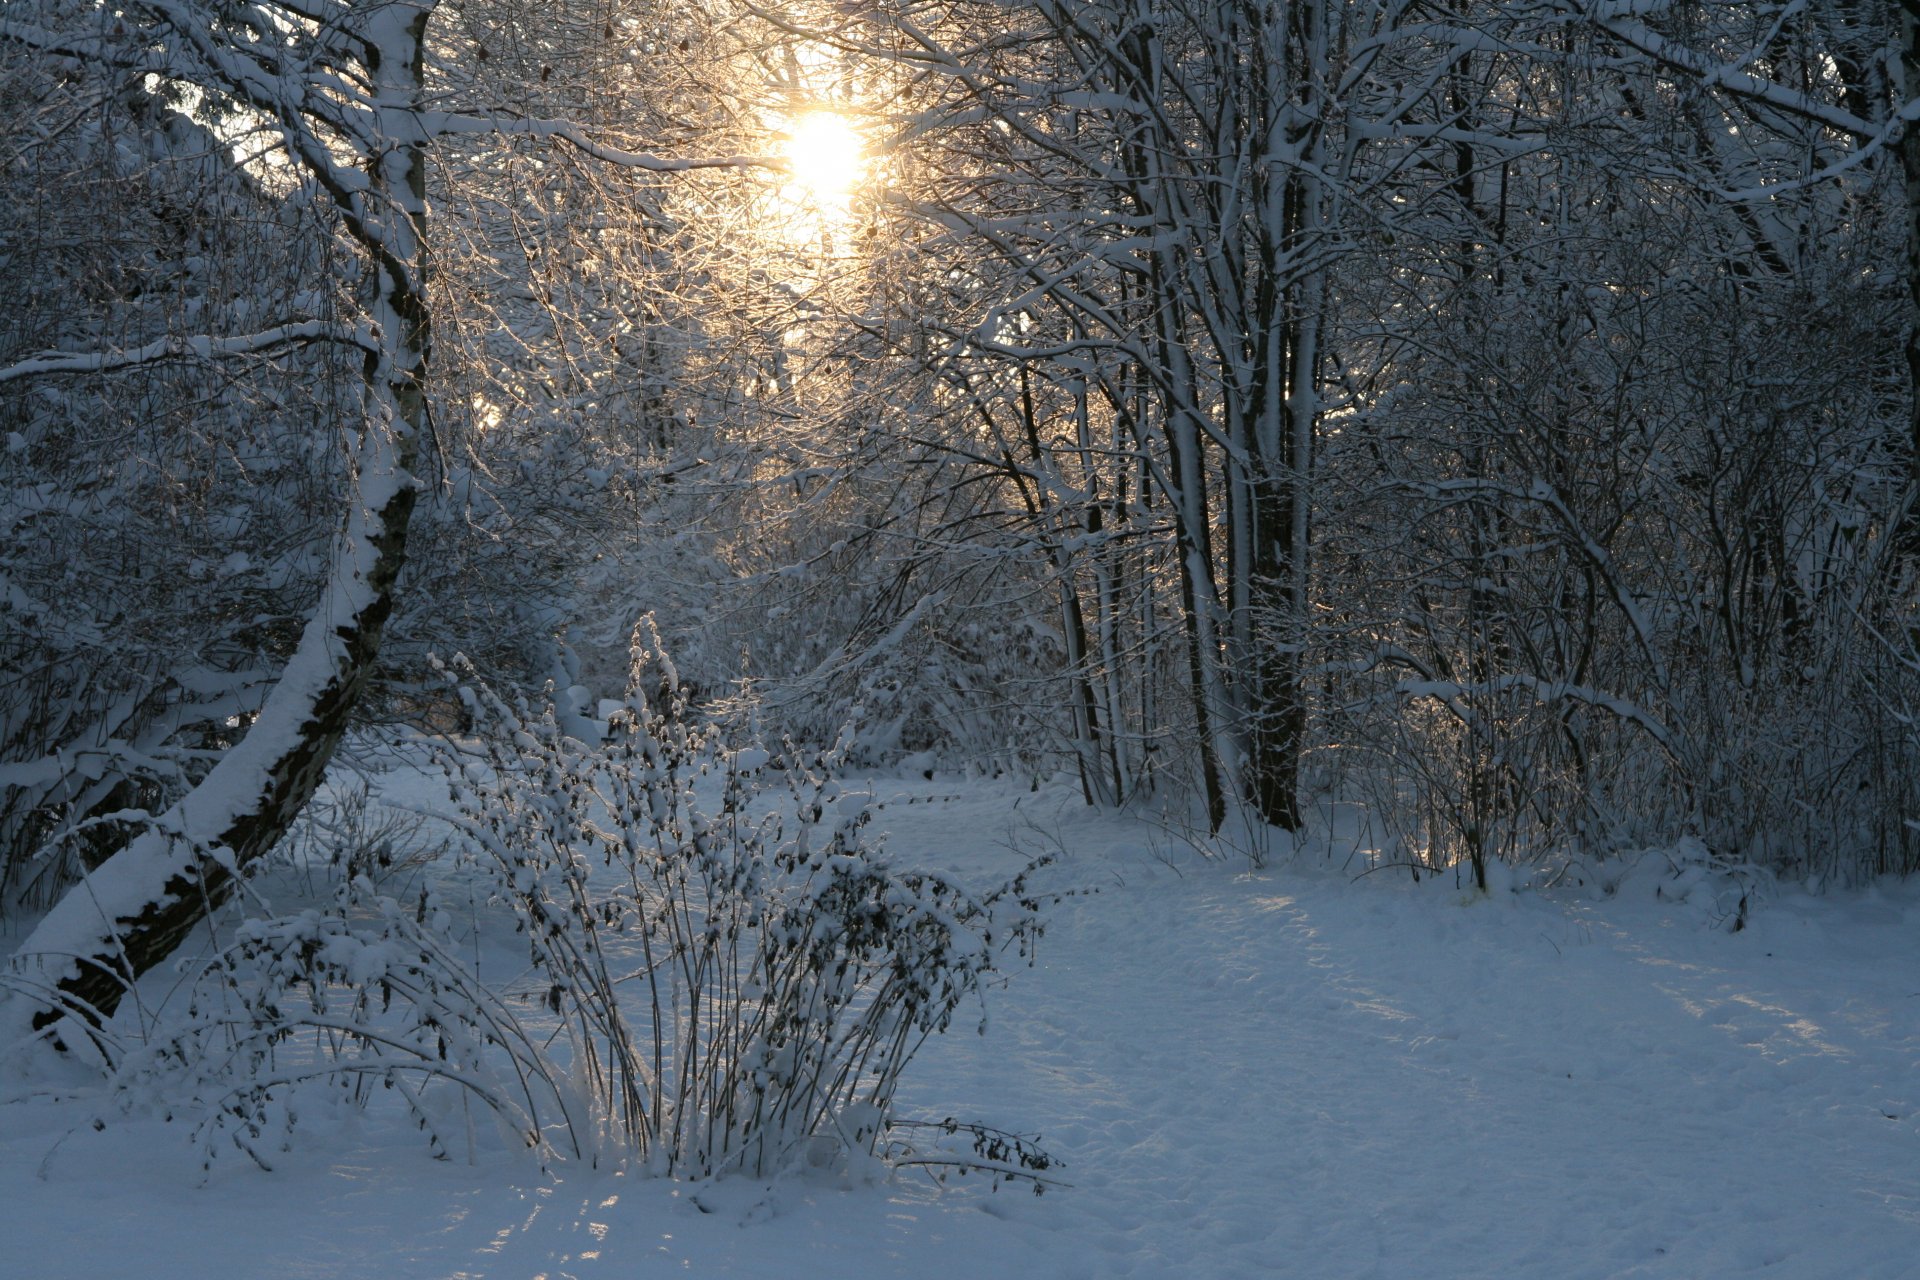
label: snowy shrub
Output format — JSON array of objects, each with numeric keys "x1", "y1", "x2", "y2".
[
  {"x1": 105, "y1": 888, "x2": 558, "y2": 1171},
  {"x1": 428, "y1": 621, "x2": 1051, "y2": 1176},
  {"x1": 1612, "y1": 838, "x2": 1774, "y2": 933},
  {"x1": 104, "y1": 621, "x2": 1050, "y2": 1181}
]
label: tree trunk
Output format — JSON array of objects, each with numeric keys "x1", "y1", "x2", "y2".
[
  {"x1": 1242, "y1": 0, "x2": 1324, "y2": 833},
  {"x1": 3, "y1": 3, "x2": 433, "y2": 1045},
  {"x1": 1899, "y1": 0, "x2": 1920, "y2": 565}
]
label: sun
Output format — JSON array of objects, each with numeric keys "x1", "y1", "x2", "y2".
[{"x1": 782, "y1": 110, "x2": 865, "y2": 208}]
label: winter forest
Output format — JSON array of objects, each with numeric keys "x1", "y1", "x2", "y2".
[{"x1": 3, "y1": 2, "x2": 1919, "y2": 1278}]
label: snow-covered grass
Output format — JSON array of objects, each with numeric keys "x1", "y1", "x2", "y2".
[{"x1": 4, "y1": 771, "x2": 1918, "y2": 1279}]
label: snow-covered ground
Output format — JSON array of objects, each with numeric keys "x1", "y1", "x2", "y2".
[{"x1": 4, "y1": 774, "x2": 1917, "y2": 1279}]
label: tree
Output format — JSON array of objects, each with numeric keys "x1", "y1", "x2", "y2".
[
  {"x1": 788, "y1": 0, "x2": 1352, "y2": 830},
  {"x1": 0, "y1": 0, "x2": 754, "y2": 1046},
  {"x1": 1313, "y1": 0, "x2": 1918, "y2": 881},
  {"x1": 837, "y1": 0, "x2": 1920, "y2": 877}
]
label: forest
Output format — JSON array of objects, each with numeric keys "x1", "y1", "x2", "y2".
[{"x1": 2, "y1": 2, "x2": 1919, "y2": 1275}]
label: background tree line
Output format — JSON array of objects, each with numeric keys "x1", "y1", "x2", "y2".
[
  {"x1": 760, "y1": 0, "x2": 1920, "y2": 889},
  {"x1": 2, "y1": 0, "x2": 1915, "y2": 1037}
]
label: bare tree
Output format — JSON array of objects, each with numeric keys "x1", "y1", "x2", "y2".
[{"x1": 0, "y1": 0, "x2": 756, "y2": 1046}]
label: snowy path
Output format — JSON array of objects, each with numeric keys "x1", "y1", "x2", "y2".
[
  {"x1": 4, "y1": 777, "x2": 1918, "y2": 1278},
  {"x1": 882, "y1": 784, "x2": 1920, "y2": 1279}
]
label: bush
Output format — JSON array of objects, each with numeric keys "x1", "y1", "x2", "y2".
[{"x1": 104, "y1": 620, "x2": 1048, "y2": 1180}]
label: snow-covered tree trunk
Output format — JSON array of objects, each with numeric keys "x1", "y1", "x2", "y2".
[{"x1": 1, "y1": 1, "x2": 434, "y2": 1044}]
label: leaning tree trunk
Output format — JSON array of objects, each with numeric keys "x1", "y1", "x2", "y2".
[{"x1": 2, "y1": 2, "x2": 433, "y2": 1046}]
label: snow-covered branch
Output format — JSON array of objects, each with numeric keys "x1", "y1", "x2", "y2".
[
  {"x1": 0, "y1": 322, "x2": 373, "y2": 387},
  {"x1": 1571, "y1": 0, "x2": 1897, "y2": 141}
]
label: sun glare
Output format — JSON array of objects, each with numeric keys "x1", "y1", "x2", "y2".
[{"x1": 782, "y1": 111, "x2": 865, "y2": 208}]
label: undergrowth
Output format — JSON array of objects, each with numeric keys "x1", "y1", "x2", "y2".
[{"x1": 100, "y1": 620, "x2": 1054, "y2": 1184}]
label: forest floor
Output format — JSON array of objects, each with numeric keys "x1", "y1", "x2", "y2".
[{"x1": 3, "y1": 769, "x2": 1918, "y2": 1279}]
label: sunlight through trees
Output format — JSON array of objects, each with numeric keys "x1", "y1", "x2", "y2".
[{"x1": 4, "y1": 0, "x2": 1920, "y2": 1060}]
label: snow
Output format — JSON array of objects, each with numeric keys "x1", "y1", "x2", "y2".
[{"x1": 4, "y1": 773, "x2": 1918, "y2": 1279}]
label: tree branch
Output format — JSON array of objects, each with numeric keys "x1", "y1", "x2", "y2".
[{"x1": 0, "y1": 322, "x2": 374, "y2": 386}]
